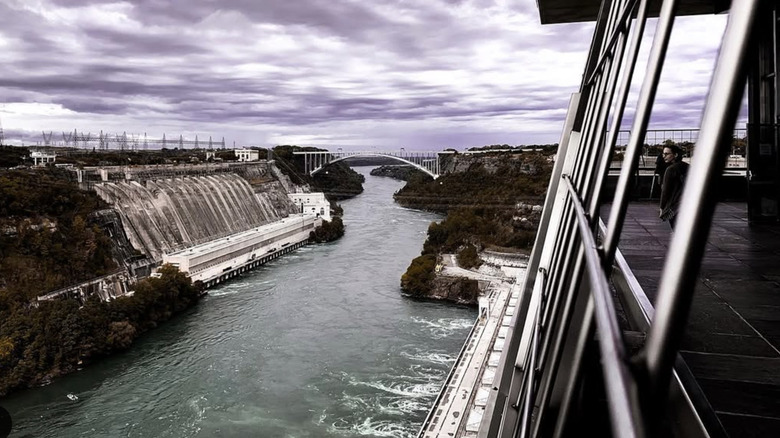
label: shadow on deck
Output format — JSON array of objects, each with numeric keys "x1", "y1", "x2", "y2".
[{"x1": 617, "y1": 202, "x2": 780, "y2": 436}]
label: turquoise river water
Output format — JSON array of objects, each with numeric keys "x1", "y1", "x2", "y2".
[{"x1": 2, "y1": 167, "x2": 475, "y2": 438}]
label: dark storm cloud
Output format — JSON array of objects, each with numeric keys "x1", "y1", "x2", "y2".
[
  {"x1": 80, "y1": 26, "x2": 207, "y2": 56},
  {"x1": 51, "y1": 97, "x2": 135, "y2": 115},
  {"x1": 0, "y1": 0, "x2": 728, "y2": 148}
]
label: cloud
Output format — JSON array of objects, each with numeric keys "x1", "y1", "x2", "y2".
[{"x1": 0, "y1": 0, "x2": 733, "y2": 149}]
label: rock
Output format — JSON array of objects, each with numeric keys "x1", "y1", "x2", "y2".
[{"x1": 425, "y1": 276, "x2": 480, "y2": 306}]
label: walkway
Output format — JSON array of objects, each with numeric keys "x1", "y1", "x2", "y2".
[
  {"x1": 617, "y1": 202, "x2": 780, "y2": 436},
  {"x1": 418, "y1": 269, "x2": 523, "y2": 438},
  {"x1": 440, "y1": 254, "x2": 508, "y2": 282}
]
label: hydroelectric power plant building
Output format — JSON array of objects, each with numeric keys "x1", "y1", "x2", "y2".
[
  {"x1": 163, "y1": 213, "x2": 321, "y2": 287},
  {"x1": 47, "y1": 160, "x2": 331, "y2": 300}
]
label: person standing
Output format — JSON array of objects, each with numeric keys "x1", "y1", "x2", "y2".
[
  {"x1": 654, "y1": 150, "x2": 669, "y2": 195},
  {"x1": 659, "y1": 145, "x2": 689, "y2": 229}
]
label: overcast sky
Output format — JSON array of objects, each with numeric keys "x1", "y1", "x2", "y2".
[{"x1": 0, "y1": 0, "x2": 732, "y2": 150}]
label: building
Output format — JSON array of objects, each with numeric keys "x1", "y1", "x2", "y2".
[
  {"x1": 163, "y1": 214, "x2": 321, "y2": 287},
  {"x1": 288, "y1": 192, "x2": 331, "y2": 221},
  {"x1": 474, "y1": 1, "x2": 779, "y2": 438},
  {"x1": 30, "y1": 150, "x2": 56, "y2": 166},
  {"x1": 234, "y1": 148, "x2": 260, "y2": 162}
]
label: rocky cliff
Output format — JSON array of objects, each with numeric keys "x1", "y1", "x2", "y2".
[
  {"x1": 425, "y1": 276, "x2": 481, "y2": 306},
  {"x1": 398, "y1": 150, "x2": 552, "y2": 305}
]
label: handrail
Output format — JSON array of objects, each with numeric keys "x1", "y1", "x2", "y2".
[
  {"x1": 643, "y1": 0, "x2": 761, "y2": 427},
  {"x1": 518, "y1": 268, "x2": 546, "y2": 438},
  {"x1": 562, "y1": 175, "x2": 642, "y2": 438},
  {"x1": 416, "y1": 303, "x2": 482, "y2": 437},
  {"x1": 481, "y1": 0, "x2": 763, "y2": 436},
  {"x1": 603, "y1": 0, "x2": 679, "y2": 271}
]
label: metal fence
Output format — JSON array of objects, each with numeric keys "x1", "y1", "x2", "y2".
[{"x1": 480, "y1": 0, "x2": 761, "y2": 437}]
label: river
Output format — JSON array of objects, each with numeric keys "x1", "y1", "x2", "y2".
[{"x1": 2, "y1": 167, "x2": 475, "y2": 438}]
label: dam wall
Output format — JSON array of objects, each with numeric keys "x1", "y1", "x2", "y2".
[
  {"x1": 91, "y1": 162, "x2": 302, "y2": 263},
  {"x1": 33, "y1": 162, "x2": 316, "y2": 304}
]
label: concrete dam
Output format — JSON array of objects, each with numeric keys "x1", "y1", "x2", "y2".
[
  {"x1": 93, "y1": 172, "x2": 298, "y2": 261},
  {"x1": 41, "y1": 161, "x2": 324, "y2": 302}
]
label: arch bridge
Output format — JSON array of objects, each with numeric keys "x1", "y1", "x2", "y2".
[{"x1": 292, "y1": 149, "x2": 444, "y2": 178}]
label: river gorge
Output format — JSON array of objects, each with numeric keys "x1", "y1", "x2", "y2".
[{"x1": 2, "y1": 167, "x2": 475, "y2": 438}]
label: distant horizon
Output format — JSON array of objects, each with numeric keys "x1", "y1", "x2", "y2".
[
  {"x1": 1, "y1": 124, "x2": 746, "y2": 153},
  {"x1": 0, "y1": 138, "x2": 561, "y2": 152},
  {"x1": 1, "y1": 1, "x2": 741, "y2": 150}
]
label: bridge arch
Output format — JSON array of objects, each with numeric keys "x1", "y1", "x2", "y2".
[
  {"x1": 311, "y1": 153, "x2": 438, "y2": 179},
  {"x1": 294, "y1": 150, "x2": 443, "y2": 179}
]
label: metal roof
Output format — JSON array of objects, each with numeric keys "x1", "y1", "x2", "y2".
[{"x1": 536, "y1": 0, "x2": 731, "y2": 24}]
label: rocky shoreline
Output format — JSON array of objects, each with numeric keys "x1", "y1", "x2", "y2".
[
  {"x1": 369, "y1": 164, "x2": 418, "y2": 181},
  {"x1": 424, "y1": 251, "x2": 527, "y2": 306}
]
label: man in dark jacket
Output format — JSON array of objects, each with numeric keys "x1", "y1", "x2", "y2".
[
  {"x1": 659, "y1": 145, "x2": 689, "y2": 229},
  {"x1": 654, "y1": 151, "x2": 669, "y2": 196}
]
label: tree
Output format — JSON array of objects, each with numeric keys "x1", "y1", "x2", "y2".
[{"x1": 401, "y1": 254, "x2": 437, "y2": 296}]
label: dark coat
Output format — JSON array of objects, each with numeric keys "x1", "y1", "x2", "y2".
[
  {"x1": 654, "y1": 153, "x2": 669, "y2": 186},
  {"x1": 659, "y1": 161, "x2": 689, "y2": 221}
]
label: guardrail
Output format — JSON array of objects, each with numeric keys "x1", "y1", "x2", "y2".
[{"x1": 416, "y1": 303, "x2": 482, "y2": 437}]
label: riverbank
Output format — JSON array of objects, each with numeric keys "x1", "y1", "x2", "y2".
[
  {"x1": 394, "y1": 150, "x2": 550, "y2": 305},
  {"x1": 0, "y1": 168, "x2": 473, "y2": 438},
  {"x1": 419, "y1": 257, "x2": 525, "y2": 437}
]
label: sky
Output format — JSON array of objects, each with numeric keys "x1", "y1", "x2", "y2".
[{"x1": 0, "y1": 0, "x2": 732, "y2": 150}]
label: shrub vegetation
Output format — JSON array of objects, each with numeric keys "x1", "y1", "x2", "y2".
[
  {"x1": 309, "y1": 217, "x2": 345, "y2": 243},
  {"x1": 0, "y1": 265, "x2": 202, "y2": 396},
  {"x1": 0, "y1": 169, "x2": 117, "y2": 301},
  {"x1": 399, "y1": 151, "x2": 553, "y2": 296}
]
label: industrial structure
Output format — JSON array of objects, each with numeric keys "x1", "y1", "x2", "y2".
[
  {"x1": 34, "y1": 130, "x2": 227, "y2": 150},
  {"x1": 293, "y1": 149, "x2": 444, "y2": 178},
  {"x1": 288, "y1": 191, "x2": 332, "y2": 220},
  {"x1": 419, "y1": 1, "x2": 779, "y2": 437},
  {"x1": 234, "y1": 148, "x2": 261, "y2": 162},
  {"x1": 163, "y1": 214, "x2": 321, "y2": 288},
  {"x1": 29, "y1": 150, "x2": 57, "y2": 166}
]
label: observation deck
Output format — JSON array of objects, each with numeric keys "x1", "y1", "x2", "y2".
[
  {"x1": 475, "y1": 0, "x2": 780, "y2": 437},
  {"x1": 612, "y1": 201, "x2": 780, "y2": 436}
]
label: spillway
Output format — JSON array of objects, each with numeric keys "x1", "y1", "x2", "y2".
[{"x1": 94, "y1": 173, "x2": 292, "y2": 261}]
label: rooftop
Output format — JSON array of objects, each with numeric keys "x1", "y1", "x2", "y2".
[{"x1": 615, "y1": 201, "x2": 780, "y2": 436}]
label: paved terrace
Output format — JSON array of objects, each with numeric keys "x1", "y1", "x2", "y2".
[{"x1": 616, "y1": 202, "x2": 780, "y2": 437}]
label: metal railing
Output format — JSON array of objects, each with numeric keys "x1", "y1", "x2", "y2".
[
  {"x1": 417, "y1": 309, "x2": 481, "y2": 436},
  {"x1": 480, "y1": 0, "x2": 761, "y2": 437},
  {"x1": 613, "y1": 127, "x2": 747, "y2": 149}
]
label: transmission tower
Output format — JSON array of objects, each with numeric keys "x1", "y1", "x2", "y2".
[
  {"x1": 0, "y1": 115, "x2": 4, "y2": 146},
  {"x1": 118, "y1": 132, "x2": 128, "y2": 151},
  {"x1": 62, "y1": 131, "x2": 73, "y2": 147},
  {"x1": 80, "y1": 132, "x2": 92, "y2": 149},
  {"x1": 97, "y1": 130, "x2": 102, "y2": 150}
]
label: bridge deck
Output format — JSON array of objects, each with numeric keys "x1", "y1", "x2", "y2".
[{"x1": 616, "y1": 202, "x2": 780, "y2": 437}]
